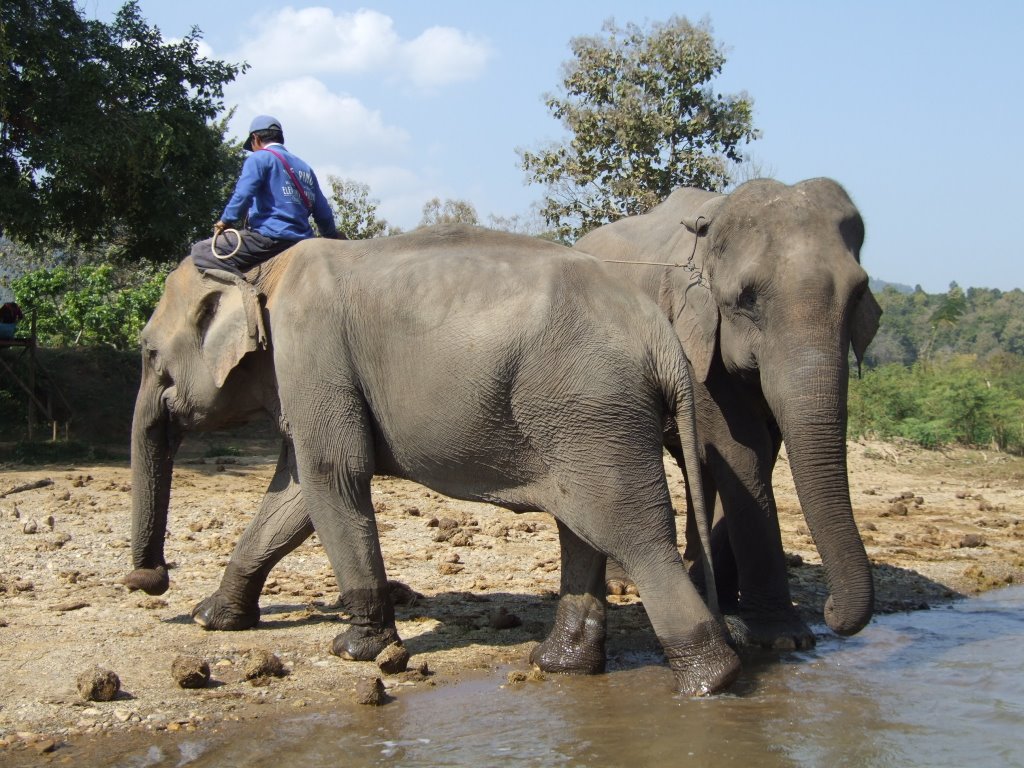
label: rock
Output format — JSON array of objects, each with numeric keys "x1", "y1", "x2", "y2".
[
  {"x1": 507, "y1": 670, "x2": 528, "y2": 684},
  {"x1": 353, "y1": 677, "x2": 387, "y2": 706},
  {"x1": 438, "y1": 517, "x2": 460, "y2": 531},
  {"x1": 488, "y1": 607, "x2": 522, "y2": 630},
  {"x1": 959, "y1": 533, "x2": 987, "y2": 549},
  {"x1": 171, "y1": 655, "x2": 211, "y2": 689},
  {"x1": 484, "y1": 523, "x2": 510, "y2": 538},
  {"x1": 375, "y1": 642, "x2": 410, "y2": 674},
  {"x1": 449, "y1": 532, "x2": 473, "y2": 547},
  {"x1": 242, "y1": 649, "x2": 285, "y2": 680},
  {"x1": 438, "y1": 562, "x2": 464, "y2": 575},
  {"x1": 76, "y1": 667, "x2": 120, "y2": 702},
  {"x1": 22, "y1": 519, "x2": 38, "y2": 535},
  {"x1": 443, "y1": 553, "x2": 461, "y2": 564}
]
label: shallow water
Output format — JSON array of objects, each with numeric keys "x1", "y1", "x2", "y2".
[{"x1": 103, "y1": 586, "x2": 1024, "y2": 767}]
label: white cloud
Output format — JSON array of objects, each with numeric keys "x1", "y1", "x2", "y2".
[
  {"x1": 226, "y1": 76, "x2": 410, "y2": 159},
  {"x1": 399, "y1": 26, "x2": 493, "y2": 87},
  {"x1": 234, "y1": 7, "x2": 492, "y2": 87}
]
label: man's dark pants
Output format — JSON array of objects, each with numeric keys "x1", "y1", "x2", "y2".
[{"x1": 190, "y1": 229, "x2": 297, "y2": 277}]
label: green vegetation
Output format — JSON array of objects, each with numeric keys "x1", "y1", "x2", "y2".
[
  {"x1": 9, "y1": 261, "x2": 170, "y2": 349},
  {"x1": 848, "y1": 355, "x2": 1024, "y2": 454}
]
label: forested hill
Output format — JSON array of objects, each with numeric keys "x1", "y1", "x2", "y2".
[{"x1": 866, "y1": 282, "x2": 1024, "y2": 366}]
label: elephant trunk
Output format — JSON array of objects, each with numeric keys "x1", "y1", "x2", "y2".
[
  {"x1": 125, "y1": 370, "x2": 179, "y2": 595},
  {"x1": 772, "y1": 352, "x2": 874, "y2": 636}
]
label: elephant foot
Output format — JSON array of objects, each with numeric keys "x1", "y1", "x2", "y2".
[
  {"x1": 664, "y1": 620, "x2": 742, "y2": 697},
  {"x1": 191, "y1": 592, "x2": 260, "y2": 631},
  {"x1": 605, "y1": 575, "x2": 639, "y2": 597},
  {"x1": 724, "y1": 609, "x2": 816, "y2": 651},
  {"x1": 330, "y1": 625, "x2": 401, "y2": 661},
  {"x1": 123, "y1": 566, "x2": 169, "y2": 596},
  {"x1": 605, "y1": 560, "x2": 639, "y2": 597},
  {"x1": 529, "y1": 593, "x2": 606, "y2": 675}
]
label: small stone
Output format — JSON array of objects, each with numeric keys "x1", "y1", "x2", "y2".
[
  {"x1": 33, "y1": 738, "x2": 57, "y2": 754},
  {"x1": 45, "y1": 515, "x2": 55, "y2": 530},
  {"x1": 444, "y1": 553, "x2": 461, "y2": 564},
  {"x1": 506, "y1": 670, "x2": 528, "y2": 684},
  {"x1": 22, "y1": 519, "x2": 38, "y2": 535},
  {"x1": 76, "y1": 667, "x2": 120, "y2": 702},
  {"x1": 375, "y1": 642, "x2": 410, "y2": 674},
  {"x1": 438, "y1": 517, "x2": 460, "y2": 530},
  {"x1": 353, "y1": 677, "x2": 387, "y2": 706},
  {"x1": 438, "y1": 562, "x2": 464, "y2": 575},
  {"x1": 889, "y1": 502, "x2": 908, "y2": 517},
  {"x1": 171, "y1": 655, "x2": 211, "y2": 689},
  {"x1": 450, "y1": 532, "x2": 473, "y2": 547},
  {"x1": 243, "y1": 649, "x2": 285, "y2": 680}
]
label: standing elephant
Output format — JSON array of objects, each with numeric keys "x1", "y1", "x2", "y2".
[
  {"x1": 124, "y1": 226, "x2": 741, "y2": 696},
  {"x1": 574, "y1": 178, "x2": 881, "y2": 649}
]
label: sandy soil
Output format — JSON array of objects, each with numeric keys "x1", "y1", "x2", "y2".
[{"x1": 0, "y1": 438, "x2": 1022, "y2": 758}]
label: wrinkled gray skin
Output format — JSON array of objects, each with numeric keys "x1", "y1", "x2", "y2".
[
  {"x1": 575, "y1": 178, "x2": 881, "y2": 649},
  {"x1": 125, "y1": 226, "x2": 740, "y2": 696}
]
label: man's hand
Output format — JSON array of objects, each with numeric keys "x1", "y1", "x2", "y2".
[{"x1": 214, "y1": 220, "x2": 228, "y2": 234}]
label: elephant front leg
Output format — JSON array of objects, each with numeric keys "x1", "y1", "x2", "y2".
[
  {"x1": 708, "y1": 416, "x2": 816, "y2": 651},
  {"x1": 530, "y1": 521, "x2": 608, "y2": 675},
  {"x1": 193, "y1": 441, "x2": 314, "y2": 631}
]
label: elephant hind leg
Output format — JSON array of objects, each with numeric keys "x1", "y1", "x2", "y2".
[
  {"x1": 616, "y1": 544, "x2": 741, "y2": 696},
  {"x1": 530, "y1": 521, "x2": 607, "y2": 675}
]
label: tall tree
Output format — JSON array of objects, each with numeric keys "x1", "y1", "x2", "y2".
[
  {"x1": 0, "y1": 0, "x2": 244, "y2": 261},
  {"x1": 327, "y1": 177, "x2": 399, "y2": 239},
  {"x1": 419, "y1": 197, "x2": 478, "y2": 227},
  {"x1": 519, "y1": 16, "x2": 759, "y2": 241}
]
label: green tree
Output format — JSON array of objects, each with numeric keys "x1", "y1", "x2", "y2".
[
  {"x1": 10, "y1": 261, "x2": 169, "y2": 349},
  {"x1": 327, "y1": 177, "x2": 399, "y2": 239},
  {"x1": 0, "y1": 0, "x2": 244, "y2": 260},
  {"x1": 519, "y1": 16, "x2": 759, "y2": 242},
  {"x1": 419, "y1": 198, "x2": 478, "y2": 227}
]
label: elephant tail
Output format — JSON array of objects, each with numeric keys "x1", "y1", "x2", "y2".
[{"x1": 652, "y1": 330, "x2": 720, "y2": 617}]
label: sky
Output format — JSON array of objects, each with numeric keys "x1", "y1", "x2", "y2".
[{"x1": 78, "y1": 0, "x2": 1024, "y2": 293}]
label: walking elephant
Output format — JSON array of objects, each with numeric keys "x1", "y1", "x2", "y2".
[
  {"x1": 574, "y1": 178, "x2": 881, "y2": 649},
  {"x1": 124, "y1": 226, "x2": 741, "y2": 696}
]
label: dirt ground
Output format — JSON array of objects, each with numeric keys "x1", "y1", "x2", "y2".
[{"x1": 0, "y1": 437, "x2": 1022, "y2": 758}]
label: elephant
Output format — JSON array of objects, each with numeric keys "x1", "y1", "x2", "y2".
[
  {"x1": 124, "y1": 225, "x2": 741, "y2": 696},
  {"x1": 574, "y1": 177, "x2": 881, "y2": 650}
]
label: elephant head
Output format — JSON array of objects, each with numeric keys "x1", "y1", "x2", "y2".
[
  {"x1": 125, "y1": 261, "x2": 276, "y2": 595},
  {"x1": 677, "y1": 177, "x2": 881, "y2": 634}
]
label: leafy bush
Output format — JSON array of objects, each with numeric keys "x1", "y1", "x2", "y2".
[
  {"x1": 10, "y1": 262, "x2": 169, "y2": 349},
  {"x1": 849, "y1": 355, "x2": 1024, "y2": 454}
]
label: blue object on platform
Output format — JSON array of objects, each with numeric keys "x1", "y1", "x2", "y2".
[{"x1": 0, "y1": 323, "x2": 16, "y2": 339}]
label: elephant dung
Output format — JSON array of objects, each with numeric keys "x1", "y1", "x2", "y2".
[
  {"x1": 375, "y1": 642, "x2": 410, "y2": 674},
  {"x1": 242, "y1": 649, "x2": 286, "y2": 681},
  {"x1": 353, "y1": 677, "x2": 388, "y2": 706},
  {"x1": 171, "y1": 655, "x2": 211, "y2": 689},
  {"x1": 76, "y1": 667, "x2": 120, "y2": 702}
]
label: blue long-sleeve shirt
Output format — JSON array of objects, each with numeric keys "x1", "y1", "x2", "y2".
[{"x1": 221, "y1": 143, "x2": 339, "y2": 240}]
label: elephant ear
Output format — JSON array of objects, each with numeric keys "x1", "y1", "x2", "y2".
[
  {"x1": 674, "y1": 280, "x2": 719, "y2": 383},
  {"x1": 196, "y1": 270, "x2": 268, "y2": 388},
  {"x1": 680, "y1": 195, "x2": 727, "y2": 235},
  {"x1": 849, "y1": 287, "x2": 882, "y2": 364}
]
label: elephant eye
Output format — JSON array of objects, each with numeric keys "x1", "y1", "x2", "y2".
[{"x1": 737, "y1": 287, "x2": 757, "y2": 312}]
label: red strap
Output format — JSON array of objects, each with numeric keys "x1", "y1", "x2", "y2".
[{"x1": 260, "y1": 147, "x2": 313, "y2": 211}]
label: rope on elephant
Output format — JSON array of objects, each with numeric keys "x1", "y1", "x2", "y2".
[
  {"x1": 601, "y1": 259, "x2": 684, "y2": 267},
  {"x1": 212, "y1": 228, "x2": 243, "y2": 260}
]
